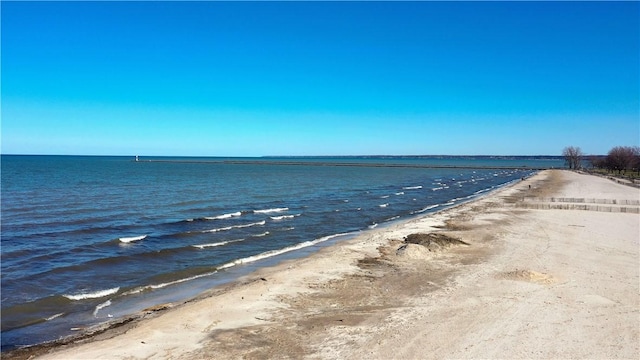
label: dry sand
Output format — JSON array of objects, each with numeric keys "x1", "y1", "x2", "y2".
[{"x1": 11, "y1": 170, "x2": 640, "y2": 359}]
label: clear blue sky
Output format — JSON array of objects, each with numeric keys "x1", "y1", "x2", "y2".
[{"x1": 2, "y1": 1, "x2": 638, "y2": 156}]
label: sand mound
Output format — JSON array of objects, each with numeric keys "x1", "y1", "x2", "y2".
[
  {"x1": 395, "y1": 243, "x2": 432, "y2": 259},
  {"x1": 499, "y1": 269, "x2": 555, "y2": 284},
  {"x1": 404, "y1": 233, "x2": 469, "y2": 252}
]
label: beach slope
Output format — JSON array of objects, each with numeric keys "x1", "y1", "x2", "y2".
[{"x1": 17, "y1": 170, "x2": 640, "y2": 359}]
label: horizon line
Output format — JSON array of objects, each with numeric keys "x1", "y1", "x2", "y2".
[{"x1": 1, "y1": 153, "x2": 573, "y2": 158}]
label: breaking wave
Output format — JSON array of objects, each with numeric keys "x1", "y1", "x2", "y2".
[
  {"x1": 63, "y1": 287, "x2": 120, "y2": 301},
  {"x1": 270, "y1": 214, "x2": 300, "y2": 220},
  {"x1": 254, "y1": 207, "x2": 288, "y2": 214},
  {"x1": 412, "y1": 204, "x2": 440, "y2": 214},
  {"x1": 93, "y1": 300, "x2": 112, "y2": 317},
  {"x1": 201, "y1": 221, "x2": 265, "y2": 233},
  {"x1": 204, "y1": 211, "x2": 242, "y2": 220},
  {"x1": 192, "y1": 238, "x2": 245, "y2": 249},
  {"x1": 123, "y1": 271, "x2": 219, "y2": 295},
  {"x1": 218, "y1": 233, "x2": 350, "y2": 270},
  {"x1": 45, "y1": 313, "x2": 64, "y2": 321},
  {"x1": 118, "y1": 235, "x2": 147, "y2": 243}
]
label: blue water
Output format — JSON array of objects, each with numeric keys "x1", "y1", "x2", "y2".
[{"x1": 0, "y1": 155, "x2": 559, "y2": 350}]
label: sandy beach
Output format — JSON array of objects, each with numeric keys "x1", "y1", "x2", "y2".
[{"x1": 10, "y1": 170, "x2": 639, "y2": 359}]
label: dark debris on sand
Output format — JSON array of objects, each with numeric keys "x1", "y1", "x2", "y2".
[{"x1": 404, "y1": 233, "x2": 470, "y2": 252}]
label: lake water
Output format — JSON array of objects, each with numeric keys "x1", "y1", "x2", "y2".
[{"x1": 0, "y1": 155, "x2": 561, "y2": 350}]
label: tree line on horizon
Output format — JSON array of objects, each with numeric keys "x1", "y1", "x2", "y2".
[{"x1": 562, "y1": 145, "x2": 640, "y2": 175}]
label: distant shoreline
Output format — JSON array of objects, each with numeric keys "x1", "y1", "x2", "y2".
[
  {"x1": 1, "y1": 154, "x2": 568, "y2": 160},
  {"x1": 136, "y1": 159, "x2": 553, "y2": 170}
]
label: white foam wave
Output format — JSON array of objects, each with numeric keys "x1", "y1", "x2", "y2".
[
  {"x1": 123, "y1": 271, "x2": 218, "y2": 295},
  {"x1": 473, "y1": 187, "x2": 492, "y2": 195},
  {"x1": 385, "y1": 216, "x2": 400, "y2": 222},
  {"x1": 368, "y1": 223, "x2": 378, "y2": 229},
  {"x1": 252, "y1": 231, "x2": 270, "y2": 237},
  {"x1": 93, "y1": 299, "x2": 112, "y2": 317},
  {"x1": 380, "y1": 195, "x2": 390, "y2": 199},
  {"x1": 395, "y1": 192, "x2": 405, "y2": 195},
  {"x1": 432, "y1": 187, "x2": 444, "y2": 191},
  {"x1": 119, "y1": 235, "x2": 147, "y2": 243},
  {"x1": 45, "y1": 313, "x2": 64, "y2": 321},
  {"x1": 379, "y1": 203, "x2": 389, "y2": 208},
  {"x1": 254, "y1": 207, "x2": 288, "y2": 214},
  {"x1": 64, "y1": 287, "x2": 120, "y2": 301},
  {"x1": 403, "y1": 185, "x2": 423, "y2": 190},
  {"x1": 270, "y1": 214, "x2": 299, "y2": 220},
  {"x1": 204, "y1": 211, "x2": 242, "y2": 220},
  {"x1": 218, "y1": 233, "x2": 350, "y2": 270},
  {"x1": 412, "y1": 204, "x2": 440, "y2": 214},
  {"x1": 192, "y1": 238, "x2": 245, "y2": 249},
  {"x1": 202, "y1": 220, "x2": 265, "y2": 233}
]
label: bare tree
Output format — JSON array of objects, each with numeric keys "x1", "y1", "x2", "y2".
[
  {"x1": 606, "y1": 146, "x2": 640, "y2": 173},
  {"x1": 588, "y1": 155, "x2": 607, "y2": 169},
  {"x1": 562, "y1": 146, "x2": 583, "y2": 169}
]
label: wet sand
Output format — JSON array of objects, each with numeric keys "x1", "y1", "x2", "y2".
[{"x1": 9, "y1": 170, "x2": 639, "y2": 359}]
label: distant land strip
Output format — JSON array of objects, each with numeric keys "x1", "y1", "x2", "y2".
[{"x1": 136, "y1": 159, "x2": 552, "y2": 170}]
